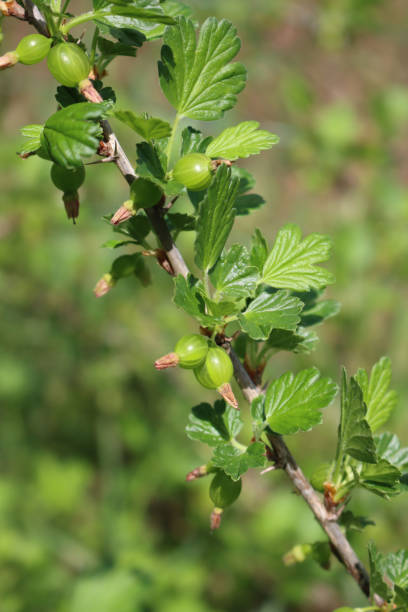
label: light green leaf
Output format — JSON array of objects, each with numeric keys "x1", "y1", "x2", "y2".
[
  {"x1": 336, "y1": 370, "x2": 377, "y2": 464},
  {"x1": 186, "y1": 400, "x2": 243, "y2": 447},
  {"x1": 42, "y1": 103, "x2": 105, "y2": 169},
  {"x1": 238, "y1": 290, "x2": 303, "y2": 341},
  {"x1": 262, "y1": 224, "x2": 334, "y2": 291},
  {"x1": 142, "y1": 0, "x2": 194, "y2": 40},
  {"x1": 206, "y1": 121, "x2": 279, "y2": 160},
  {"x1": 355, "y1": 356, "x2": 398, "y2": 432},
  {"x1": 212, "y1": 442, "x2": 265, "y2": 481},
  {"x1": 359, "y1": 459, "x2": 401, "y2": 498},
  {"x1": 18, "y1": 124, "x2": 44, "y2": 156},
  {"x1": 93, "y1": 4, "x2": 175, "y2": 33},
  {"x1": 194, "y1": 165, "x2": 239, "y2": 272},
  {"x1": 375, "y1": 432, "x2": 408, "y2": 469},
  {"x1": 114, "y1": 111, "x2": 171, "y2": 140},
  {"x1": 265, "y1": 367, "x2": 337, "y2": 435},
  {"x1": 250, "y1": 229, "x2": 268, "y2": 272},
  {"x1": 173, "y1": 275, "x2": 220, "y2": 327},
  {"x1": 210, "y1": 245, "x2": 258, "y2": 299},
  {"x1": 368, "y1": 543, "x2": 408, "y2": 601},
  {"x1": 158, "y1": 17, "x2": 247, "y2": 120}
]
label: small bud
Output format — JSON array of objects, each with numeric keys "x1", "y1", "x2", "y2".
[
  {"x1": 186, "y1": 465, "x2": 208, "y2": 481},
  {"x1": 94, "y1": 273, "x2": 115, "y2": 298},
  {"x1": 154, "y1": 352, "x2": 179, "y2": 370},
  {"x1": 0, "y1": 51, "x2": 18, "y2": 70},
  {"x1": 210, "y1": 507, "x2": 223, "y2": 530},
  {"x1": 62, "y1": 191, "x2": 80, "y2": 223},
  {"x1": 111, "y1": 200, "x2": 136, "y2": 225},
  {"x1": 78, "y1": 78, "x2": 103, "y2": 103},
  {"x1": 217, "y1": 382, "x2": 239, "y2": 410}
]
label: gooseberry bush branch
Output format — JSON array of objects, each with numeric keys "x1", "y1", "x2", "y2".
[{"x1": 3, "y1": 2, "x2": 408, "y2": 610}]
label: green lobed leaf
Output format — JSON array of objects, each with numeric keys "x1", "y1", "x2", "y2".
[
  {"x1": 158, "y1": 17, "x2": 247, "y2": 120},
  {"x1": 235, "y1": 193, "x2": 266, "y2": 216},
  {"x1": 136, "y1": 141, "x2": 166, "y2": 182},
  {"x1": 336, "y1": 370, "x2": 377, "y2": 464},
  {"x1": 180, "y1": 127, "x2": 213, "y2": 156},
  {"x1": 375, "y1": 432, "x2": 408, "y2": 469},
  {"x1": 212, "y1": 442, "x2": 265, "y2": 481},
  {"x1": 250, "y1": 229, "x2": 268, "y2": 272},
  {"x1": 358, "y1": 459, "x2": 401, "y2": 498},
  {"x1": 395, "y1": 584, "x2": 408, "y2": 606},
  {"x1": 18, "y1": 124, "x2": 43, "y2": 156},
  {"x1": 194, "y1": 165, "x2": 239, "y2": 272},
  {"x1": 265, "y1": 327, "x2": 319, "y2": 354},
  {"x1": 173, "y1": 275, "x2": 220, "y2": 327},
  {"x1": 186, "y1": 400, "x2": 243, "y2": 447},
  {"x1": 210, "y1": 245, "x2": 259, "y2": 300},
  {"x1": 114, "y1": 110, "x2": 172, "y2": 140},
  {"x1": 264, "y1": 367, "x2": 338, "y2": 435},
  {"x1": 93, "y1": 3, "x2": 175, "y2": 34},
  {"x1": 295, "y1": 289, "x2": 341, "y2": 327},
  {"x1": 238, "y1": 290, "x2": 303, "y2": 341},
  {"x1": 144, "y1": 1, "x2": 195, "y2": 40},
  {"x1": 165, "y1": 212, "x2": 196, "y2": 233},
  {"x1": 262, "y1": 224, "x2": 334, "y2": 291},
  {"x1": 338, "y1": 510, "x2": 375, "y2": 533},
  {"x1": 355, "y1": 356, "x2": 398, "y2": 432},
  {"x1": 110, "y1": 253, "x2": 150, "y2": 285},
  {"x1": 368, "y1": 542, "x2": 393, "y2": 601},
  {"x1": 206, "y1": 121, "x2": 279, "y2": 160},
  {"x1": 42, "y1": 103, "x2": 106, "y2": 169}
]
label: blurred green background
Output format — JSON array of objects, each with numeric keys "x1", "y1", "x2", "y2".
[{"x1": 1, "y1": 1, "x2": 408, "y2": 611}]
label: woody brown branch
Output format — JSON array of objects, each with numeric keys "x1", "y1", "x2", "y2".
[{"x1": 24, "y1": 6, "x2": 383, "y2": 607}]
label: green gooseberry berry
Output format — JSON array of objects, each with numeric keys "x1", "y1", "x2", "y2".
[
  {"x1": 194, "y1": 347, "x2": 234, "y2": 390},
  {"x1": 47, "y1": 43, "x2": 90, "y2": 87},
  {"x1": 130, "y1": 178, "x2": 163, "y2": 209},
  {"x1": 209, "y1": 471, "x2": 242, "y2": 509},
  {"x1": 15, "y1": 34, "x2": 52, "y2": 65},
  {"x1": 51, "y1": 163, "x2": 85, "y2": 194},
  {"x1": 310, "y1": 463, "x2": 332, "y2": 493},
  {"x1": 174, "y1": 334, "x2": 209, "y2": 369},
  {"x1": 172, "y1": 153, "x2": 213, "y2": 191}
]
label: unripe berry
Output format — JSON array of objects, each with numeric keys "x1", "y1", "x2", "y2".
[
  {"x1": 175, "y1": 334, "x2": 209, "y2": 369},
  {"x1": 50, "y1": 163, "x2": 85, "y2": 193},
  {"x1": 209, "y1": 471, "x2": 242, "y2": 509},
  {"x1": 47, "y1": 43, "x2": 90, "y2": 87},
  {"x1": 15, "y1": 34, "x2": 51, "y2": 65},
  {"x1": 130, "y1": 178, "x2": 163, "y2": 209},
  {"x1": 173, "y1": 153, "x2": 213, "y2": 191},
  {"x1": 194, "y1": 347, "x2": 233, "y2": 389}
]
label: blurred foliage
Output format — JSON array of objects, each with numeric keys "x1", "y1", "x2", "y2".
[{"x1": 1, "y1": 1, "x2": 408, "y2": 611}]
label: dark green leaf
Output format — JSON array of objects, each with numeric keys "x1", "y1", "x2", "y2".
[
  {"x1": 136, "y1": 141, "x2": 166, "y2": 182},
  {"x1": 186, "y1": 400, "x2": 243, "y2": 447},
  {"x1": 336, "y1": 370, "x2": 377, "y2": 464},
  {"x1": 210, "y1": 245, "x2": 258, "y2": 299},
  {"x1": 265, "y1": 367, "x2": 337, "y2": 435},
  {"x1": 262, "y1": 224, "x2": 334, "y2": 291},
  {"x1": 180, "y1": 127, "x2": 213, "y2": 156},
  {"x1": 166, "y1": 213, "x2": 196, "y2": 233},
  {"x1": 173, "y1": 275, "x2": 220, "y2": 327},
  {"x1": 97, "y1": 37, "x2": 137, "y2": 59},
  {"x1": 235, "y1": 193, "x2": 266, "y2": 216},
  {"x1": 300, "y1": 298, "x2": 341, "y2": 327},
  {"x1": 338, "y1": 510, "x2": 375, "y2": 532},
  {"x1": 238, "y1": 290, "x2": 303, "y2": 341},
  {"x1": 368, "y1": 542, "x2": 393, "y2": 601},
  {"x1": 42, "y1": 103, "x2": 106, "y2": 169},
  {"x1": 212, "y1": 442, "x2": 265, "y2": 480},
  {"x1": 355, "y1": 356, "x2": 398, "y2": 432},
  {"x1": 265, "y1": 327, "x2": 319, "y2": 355},
  {"x1": 159, "y1": 17, "x2": 247, "y2": 120},
  {"x1": 194, "y1": 165, "x2": 239, "y2": 272},
  {"x1": 114, "y1": 111, "x2": 172, "y2": 140},
  {"x1": 102, "y1": 239, "x2": 137, "y2": 249}
]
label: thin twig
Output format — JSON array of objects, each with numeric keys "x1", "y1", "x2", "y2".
[{"x1": 22, "y1": 7, "x2": 384, "y2": 607}]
